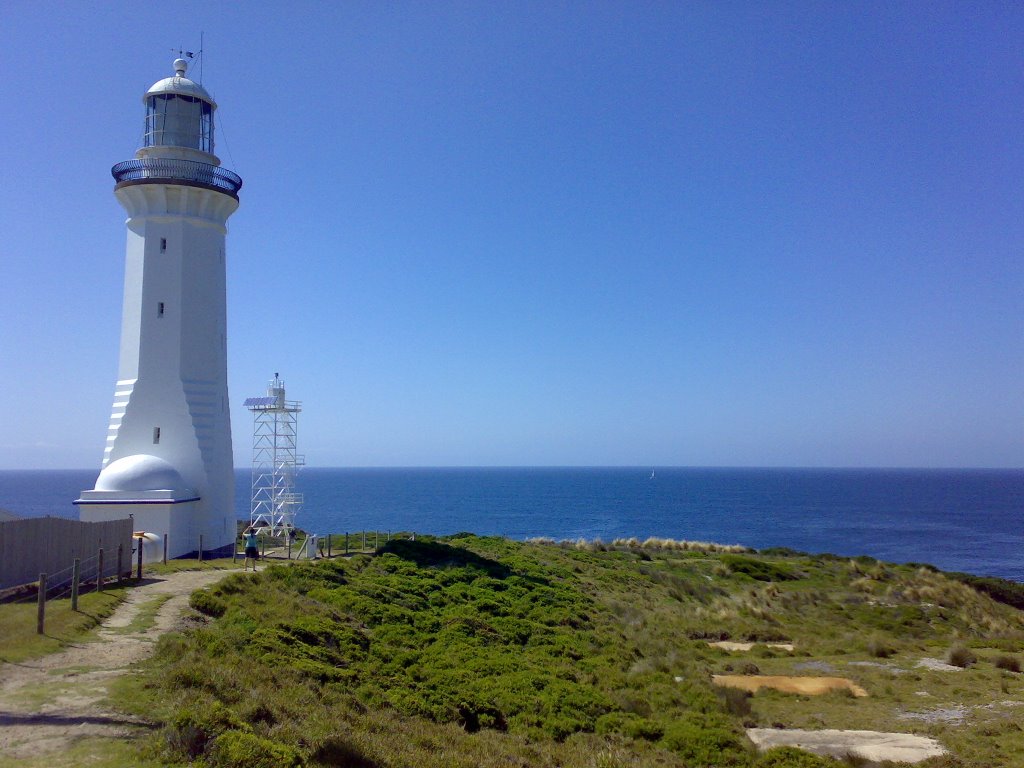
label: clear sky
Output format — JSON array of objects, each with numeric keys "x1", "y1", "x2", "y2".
[{"x1": 1, "y1": 2, "x2": 1022, "y2": 469}]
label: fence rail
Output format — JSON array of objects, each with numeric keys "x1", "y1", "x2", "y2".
[
  {"x1": 111, "y1": 158, "x2": 242, "y2": 197},
  {"x1": 0, "y1": 517, "x2": 133, "y2": 591}
]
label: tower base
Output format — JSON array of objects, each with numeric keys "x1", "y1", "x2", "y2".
[{"x1": 75, "y1": 496, "x2": 200, "y2": 560}]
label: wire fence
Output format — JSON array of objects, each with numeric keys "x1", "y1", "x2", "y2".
[
  {"x1": 248, "y1": 529, "x2": 418, "y2": 561},
  {"x1": 3, "y1": 525, "x2": 423, "y2": 635}
]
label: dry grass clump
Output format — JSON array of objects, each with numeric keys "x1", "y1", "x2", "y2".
[
  {"x1": 612, "y1": 536, "x2": 751, "y2": 554},
  {"x1": 994, "y1": 655, "x2": 1021, "y2": 673},
  {"x1": 947, "y1": 643, "x2": 977, "y2": 668},
  {"x1": 900, "y1": 571, "x2": 1024, "y2": 635},
  {"x1": 850, "y1": 577, "x2": 879, "y2": 594},
  {"x1": 849, "y1": 564, "x2": 1024, "y2": 639},
  {"x1": 526, "y1": 535, "x2": 754, "y2": 554},
  {"x1": 866, "y1": 636, "x2": 896, "y2": 658}
]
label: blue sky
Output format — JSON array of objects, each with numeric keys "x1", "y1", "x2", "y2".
[{"x1": 1, "y1": 1, "x2": 1021, "y2": 469}]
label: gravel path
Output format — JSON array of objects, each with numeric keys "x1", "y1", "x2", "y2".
[{"x1": 0, "y1": 568, "x2": 233, "y2": 760}]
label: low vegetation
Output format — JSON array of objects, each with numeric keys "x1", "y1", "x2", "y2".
[
  {"x1": 111, "y1": 535, "x2": 1024, "y2": 767},
  {"x1": 0, "y1": 586, "x2": 128, "y2": 663}
]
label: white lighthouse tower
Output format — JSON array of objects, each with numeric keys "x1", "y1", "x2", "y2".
[{"x1": 75, "y1": 58, "x2": 241, "y2": 559}]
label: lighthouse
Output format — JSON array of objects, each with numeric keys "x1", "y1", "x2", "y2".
[{"x1": 75, "y1": 58, "x2": 241, "y2": 559}]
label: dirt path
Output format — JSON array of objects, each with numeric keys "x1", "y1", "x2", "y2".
[{"x1": 0, "y1": 568, "x2": 234, "y2": 760}]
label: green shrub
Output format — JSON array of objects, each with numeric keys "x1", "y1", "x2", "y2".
[
  {"x1": 311, "y1": 735, "x2": 378, "y2": 767},
  {"x1": 165, "y1": 701, "x2": 247, "y2": 759},
  {"x1": 995, "y1": 654, "x2": 1021, "y2": 673},
  {"x1": 208, "y1": 730, "x2": 302, "y2": 768},
  {"x1": 719, "y1": 555, "x2": 800, "y2": 582},
  {"x1": 594, "y1": 712, "x2": 664, "y2": 741},
  {"x1": 755, "y1": 746, "x2": 843, "y2": 767},
  {"x1": 947, "y1": 643, "x2": 977, "y2": 668},
  {"x1": 758, "y1": 547, "x2": 806, "y2": 557},
  {"x1": 660, "y1": 713, "x2": 749, "y2": 765},
  {"x1": 190, "y1": 589, "x2": 227, "y2": 618},
  {"x1": 624, "y1": 717, "x2": 664, "y2": 741},
  {"x1": 716, "y1": 685, "x2": 752, "y2": 718}
]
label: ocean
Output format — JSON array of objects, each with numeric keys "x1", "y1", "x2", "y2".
[{"x1": 1, "y1": 467, "x2": 1021, "y2": 582}]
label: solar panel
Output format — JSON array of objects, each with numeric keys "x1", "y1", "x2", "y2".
[{"x1": 243, "y1": 396, "x2": 277, "y2": 407}]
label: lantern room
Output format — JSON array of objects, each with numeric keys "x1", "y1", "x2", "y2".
[{"x1": 142, "y1": 58, "x2": 215, "y2": 154}]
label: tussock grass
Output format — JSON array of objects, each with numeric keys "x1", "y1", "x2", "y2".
[
  {"x1": 947, "y1": 643, "x2": 978, "y2": 668},
  {"x1": 615, "y1": 536, "x2": 752, "y2": 553},
  {"x1": 994, "y1": 655, "x2": 1021, "y2": 673},
  {"x1": 528, "y1": 536, "x2": 751, "y2": 554}
]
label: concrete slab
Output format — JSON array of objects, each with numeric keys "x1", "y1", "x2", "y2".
[
  {"x1": 708, "y1": 641, "x2": 795, "y2": 652},
  {"x1": 748, "y1": 728, "x2": 947, "y2": 764}
]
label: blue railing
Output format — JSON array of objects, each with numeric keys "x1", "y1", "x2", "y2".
[{"x1": 111, "y1": 158, "x2": 242, "y2": 196}]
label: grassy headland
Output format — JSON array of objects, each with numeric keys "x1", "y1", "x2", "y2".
[{"x1": 124, "y1": 534, "x2": 1024, "y2": 767}]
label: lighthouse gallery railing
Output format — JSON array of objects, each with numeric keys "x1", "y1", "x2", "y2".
[{"x1": 111, "y1": 158, "x2": 243, "y2": 196}]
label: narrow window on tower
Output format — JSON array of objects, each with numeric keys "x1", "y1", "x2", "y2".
[
  {"x1": 160, "y1": 237, "x2": 167, "y2": 253},
  {"x1": 158, "y1": 302, "x2": 165, "y2": 317},
  {"x1": 153, "y1": 427, "x2": 161, "y2": 444}
]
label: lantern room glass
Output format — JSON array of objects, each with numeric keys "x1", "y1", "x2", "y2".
[{"x1": 144, "y1": 94, "x2": 214, "y2": 153}]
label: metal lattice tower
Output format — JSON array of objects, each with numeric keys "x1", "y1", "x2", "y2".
[{"x1": 244, "y1": 374, "x2": 304, "y2": 536}]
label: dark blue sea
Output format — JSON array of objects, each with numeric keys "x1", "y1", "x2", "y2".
[{"x1": 1, "y1": 467, "x2": 1021, "y2": 582}]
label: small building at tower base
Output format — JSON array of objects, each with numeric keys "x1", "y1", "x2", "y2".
[{"x1": 76, "y1": 453, "x2": 219, "y2": 560}]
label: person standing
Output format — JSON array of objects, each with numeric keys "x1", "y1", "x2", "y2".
[{"x1": 243, "y1": 527, "x2": 260, "y2": 572}]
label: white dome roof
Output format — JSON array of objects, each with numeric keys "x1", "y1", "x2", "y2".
[
  {"x1": 144, "y1": 59, "x2": 215, "y2": 107},
  {"x1": 95, "y1": 454, "x2": 190, "y2": 493}
]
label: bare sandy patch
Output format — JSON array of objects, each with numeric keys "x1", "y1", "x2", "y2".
[
  {"x1": 708, "y1": 641, "x2": 795, "y2": 652},
  {"x1": 713, "y1": 674, "x2": 868, "y2": 697},
  {"x1": 748, "y1": 727, "x2": 946, "y2": 763}
]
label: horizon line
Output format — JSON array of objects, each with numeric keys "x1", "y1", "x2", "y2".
[{"x1": 4, "y1": 464, "x2": 1023, "y2": 472}]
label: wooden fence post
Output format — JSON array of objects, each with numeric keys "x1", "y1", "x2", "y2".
[
  {"x1": 362, "y1": 531, "x2": 366, "y2": 551},
  {"x1": 345, "y1": 532, "x2": 349, "y2": 555},
  {"x1": 163, "y1": 533, "x2": 168, "y2": 564},
  {"x1": 327, "y1": 534, "x2": 332, "y2": 558},
  {"x1": 117, "y1": 544, "x2": 124, "y2": 584},
  {"x1": 98, "y1": 548, "x2": 104, "y2": 592},
  {"x1": 198, "y1": 534, "x2": 204, "y2": 562},
  {"x1": 136, "y1": 537, "x2": 144, "y2": 579},
  {"x1": 375, "y1": 531, "x2": 379, "y2": 550},
  {"x1": 71, "y1": 558, "x2": 80, "y2": 611},
  {"x1": 36, "y1": 573, "x2": 47, "y2": 634}
]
